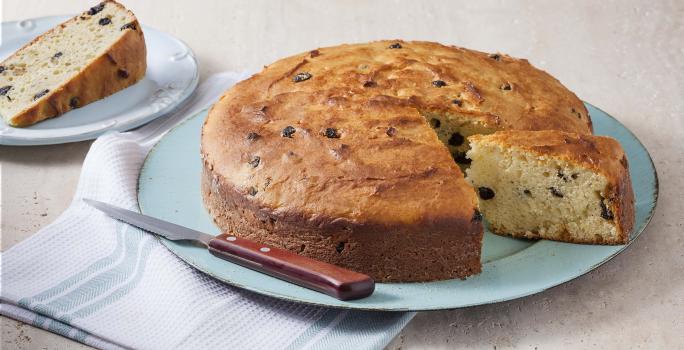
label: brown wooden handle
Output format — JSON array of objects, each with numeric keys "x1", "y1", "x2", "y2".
[{"x1": 207, "y1": 233, "x2": 375, "y2": 300}]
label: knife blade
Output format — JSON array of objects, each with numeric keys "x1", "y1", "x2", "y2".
[{"x1": 84, "y1": 198, "x2": 375, "y2": 301}]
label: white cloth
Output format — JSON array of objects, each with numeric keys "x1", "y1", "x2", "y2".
[{"x1": 0, "y1": 72, "x2": 414, "y2": 350}]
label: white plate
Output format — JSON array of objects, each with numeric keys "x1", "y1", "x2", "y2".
[{"x1": 0, "y1": 15, "x2": 199, "y2": 145}]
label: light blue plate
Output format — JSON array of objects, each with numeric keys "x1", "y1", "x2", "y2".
[{"x1": 138, "y1": 103, "x2": 658, "y2": 311}]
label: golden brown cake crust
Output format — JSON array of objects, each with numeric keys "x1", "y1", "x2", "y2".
[
  {"x1": 3, "y1": 0, "x2": 146, "y2": 127},
  {"x1": 469, "y1": 130, "x2": 635, "y2": 244},
  {"x1": 202, "y1": 90, "x2": 484, "y2": 282},
  {"x1": 202, "y1": 40, "x2": 591, "y2": 281},
  {"x1": 215, "y1": 40, "x2": 592, "y2": 134}
]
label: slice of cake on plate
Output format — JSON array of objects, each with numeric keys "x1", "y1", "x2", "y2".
[
  {"x1": 0, "y1": 1, "x2": 146, "y2": 127},
  {"x1": 466, "y1": 130, "x2": 635, "y2": 244}
]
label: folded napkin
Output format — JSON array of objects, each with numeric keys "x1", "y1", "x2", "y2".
[{"x1": 0, "y1": 72, "x2": 414, "y2": 350}]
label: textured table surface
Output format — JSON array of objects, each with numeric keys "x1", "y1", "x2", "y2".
[{"x1": 1, "y1": 1, "x2": 683, "y2": 349}]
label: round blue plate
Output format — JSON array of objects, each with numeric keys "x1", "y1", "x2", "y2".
[{"x1": 138, "y1": 103, "x2": 658, "y2": 311}]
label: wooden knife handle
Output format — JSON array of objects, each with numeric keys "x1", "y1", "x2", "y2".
[{"x1": 207, "y1": 233, "x2": 375, "y2": 301}]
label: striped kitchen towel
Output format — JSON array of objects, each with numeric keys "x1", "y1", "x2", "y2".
[{"x1": 0, "y1": 72, "x2": 414, "y2": 350}]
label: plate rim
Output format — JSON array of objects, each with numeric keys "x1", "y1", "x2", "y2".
[
  {"x1": 137, "y1": 102, "x2": 659, "y2": 312},
  {"x1": 0, "y1": 15, "x2": 200, "y2": 146}
]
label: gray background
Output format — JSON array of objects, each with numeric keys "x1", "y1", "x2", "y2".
[{"x1": 1, "y1": 1, "x2": 683, "y2": 349}]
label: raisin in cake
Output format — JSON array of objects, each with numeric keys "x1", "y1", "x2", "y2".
[
  {"x1": 466, "y1": 130, "x2": 635, "y2": 244},
  {"x1": 202, "y1": 40, "x2": 594, "y2": 282},
  {"x1": 0, "y1": 1, "x2": 146, "y2": 127}
]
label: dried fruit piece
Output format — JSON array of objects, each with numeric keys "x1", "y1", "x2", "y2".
[
  {"x1": 363, "y1": 81, "x2": 377, "y2": 88},
  {"x1": 452, "y1": 98, "x2": 462, "y2": 106},
  {"x1": 549, "y1": 187, "x2": 564, "y2": 198},
  {"x1": 50, "y1": 52, "x2": 63, "y2": 64},
  {"x1": 501, "y1": 82, "x2": 512, "y2": 90},
  {"x1": 432, "y1": 80, "x2": 447, "y2": 87},
  {"x1": 336, "y1": 241, "x2": 346, "y2": 253},
  {"x1": 247, "y1": 187, "x2": 258, "y2": 196},
  {"x1": 88, "y1": 3, "x2": 105, "y2": 16},
  {"x1": 0, "y1": 86, "x2": 12, "y2": 96},
  {"x1": 388, "y1": 43, "x2": 402, "y2": 49},
  {"x1": 557, "y1": 170, "x2": 569, "y2": 182},
  {"x1": 523, "y1": 189, "x2": 532, "y2": 196},
  {"x1": 386, "y1": 126, "x2": 397, "y2": 137},
  {"x1": 478, "y1": 187, "x2": 495, "y2": 200},
  {"x1": 325, "y1": 128, "x2": 340, "y2": 138},
  {"x1": 452, "y1": 151, "x2": 471, "y2": 165},
  {"x1": 98, "y1": 17, "x2": 111, "y2": 26},
  {"x1": 282, "y1": 126, "x2": 296, "y2": 138},
  {"x1": 248, "y1": 156, "x2": 261, "y2": 168},
  {"x1": 472, "y1": 209, "x2": 483, "y2": 222},
  {"x1": 600, "y1": 200, "x2": 614, "y2": 220},
  {"x1": 448, "y1": 132, "x2": 464, "y2": 146},
  {"x1": 117, "y1": 69, "x2": 129, "y2": 78},
  {"x1": 571, "y1": 107, "x2": 583, "y2": 119},
  {"x1": 246, "y1": 132, "x2": 260, "y2": 141},
  {"x1": 120, "y1": 22, "x2": 137, "y2": 31},
  {"x1": 69, "y1": 97, "x2": 79, "y2": 108},
  {"x1": 429, "y1": 118, "x2": 441, "y2": 128},
  {"x1": 33, "y1": 89, "x2": 49, "y2": 101},
  {"x1": 489, "y1": 53, "x2": 501, "y2": 61},
  {"x1": 309, "y1": 49, "x2": 320, "y2": 58},
  {"x1": 293, "y1": 72, "x2": 312, "y2": 82}
]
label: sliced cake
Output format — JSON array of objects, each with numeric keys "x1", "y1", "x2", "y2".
[
  {"x1": 202, "y1": 40, "x2": 594, "y2": 282},
  {"x1": 466, "y1": 130, "x2": 635, "y2": 244},
  {"x1": 0, "y1": 1, "x2": 146, "y2": 127}
]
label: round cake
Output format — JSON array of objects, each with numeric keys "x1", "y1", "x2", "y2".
[{"x1": 201, "y1": 40, "x2": 592, "y2": 282}]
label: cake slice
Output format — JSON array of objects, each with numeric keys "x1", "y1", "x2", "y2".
[
  {"x1": 0, "y1": 1, "x2": 146, "y2": 127},
  {"x1": 466, "y1": 130, "x2": 635, "y2": 244}
]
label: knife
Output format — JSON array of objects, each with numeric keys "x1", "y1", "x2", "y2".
[{"x1": 83, "y1": 199, "x2": 375, "y2": 301}]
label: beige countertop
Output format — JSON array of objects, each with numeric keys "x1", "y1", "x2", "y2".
[{"x1": 1, "y1": 1, "x2": 683, "y2": 349}]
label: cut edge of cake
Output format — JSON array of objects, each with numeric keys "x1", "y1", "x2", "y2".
[{"x1": 466, "y1": 130, "x2": 635, "y2": 245}]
